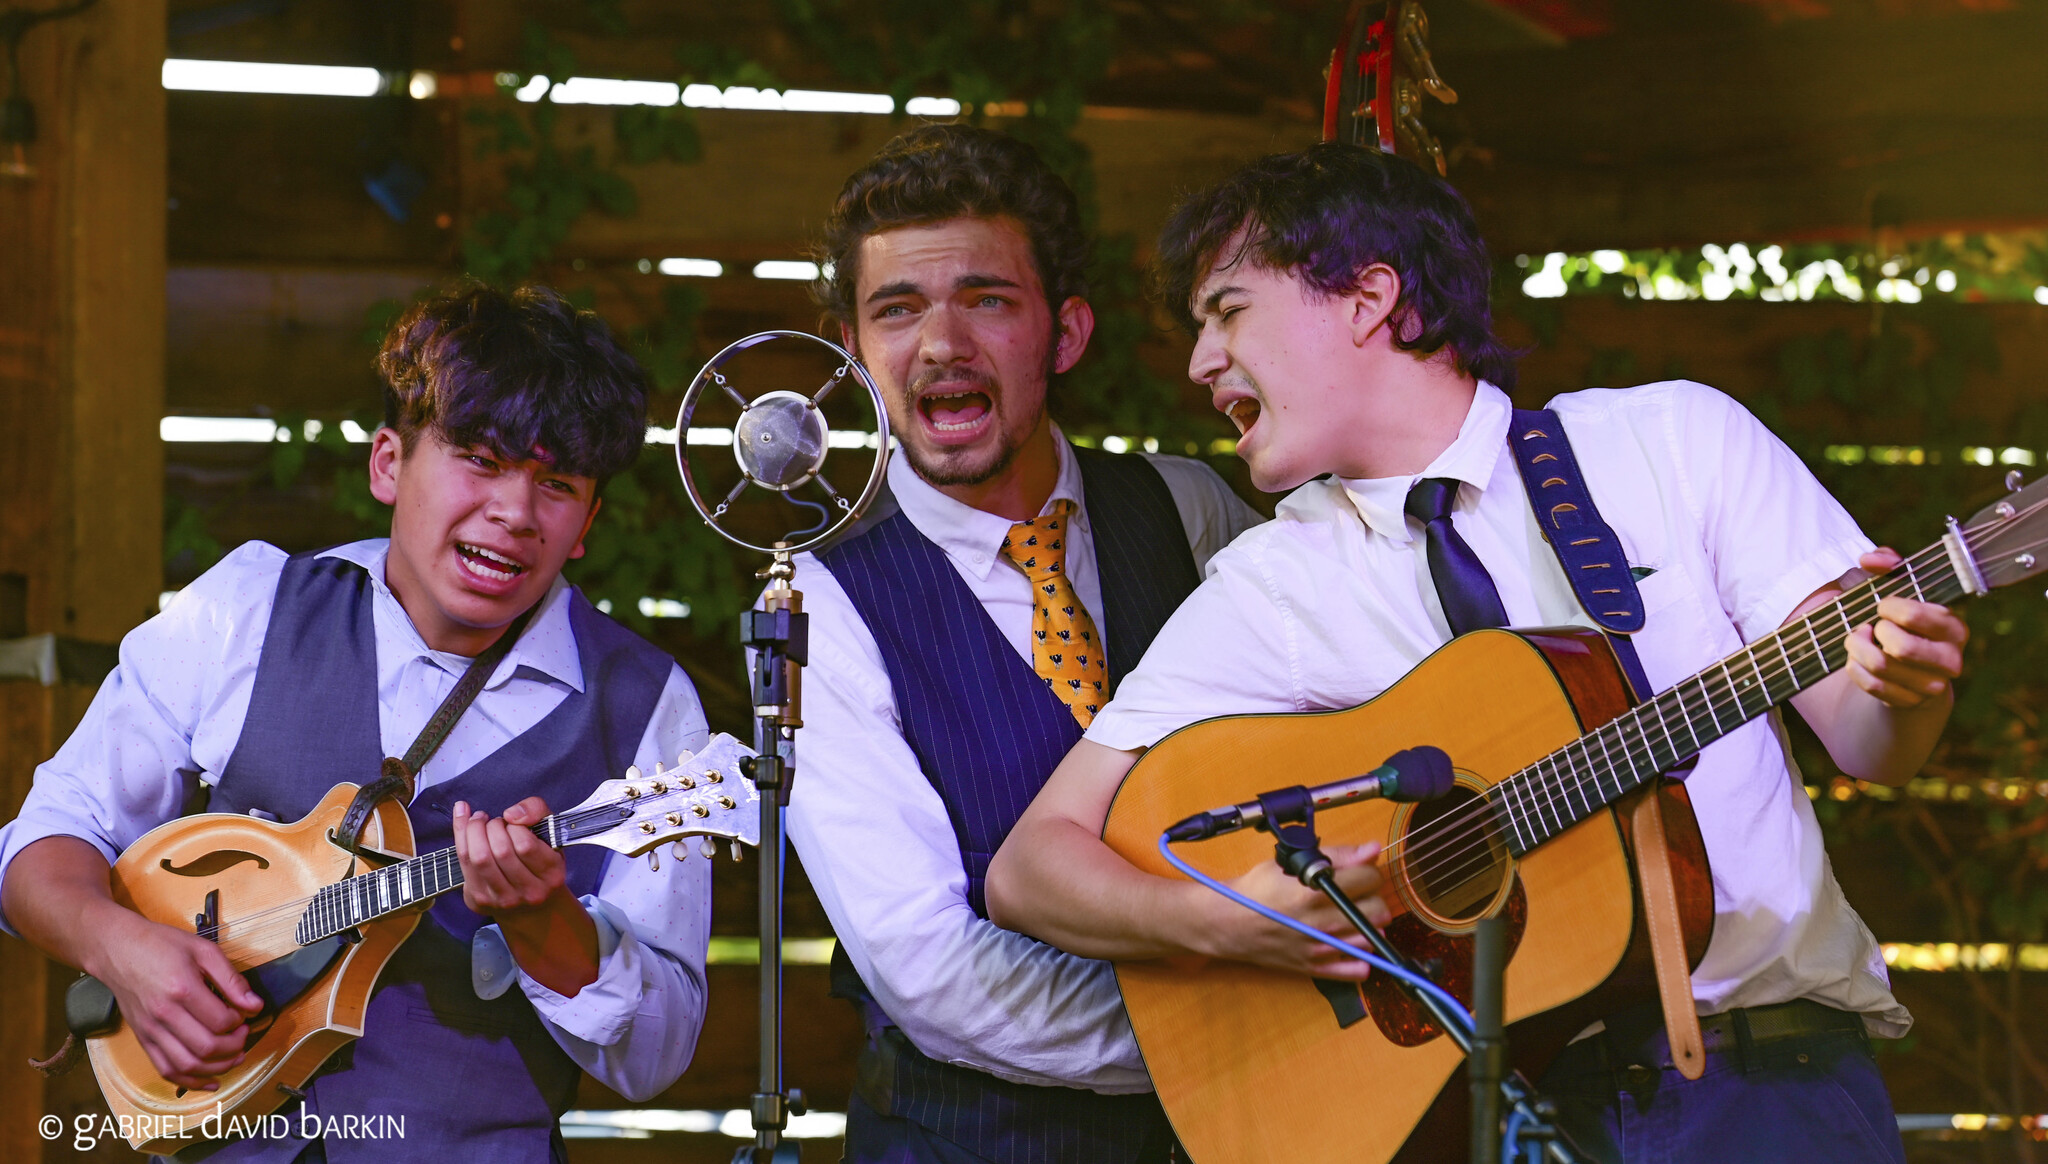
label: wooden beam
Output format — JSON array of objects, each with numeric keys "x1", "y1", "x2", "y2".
[
  {"x1": 1439, "y1": 9, "x2": 2048, "y2": 252},
  {"x1": 0, "y1": 2, "x2": 164, "y2": 1155}
]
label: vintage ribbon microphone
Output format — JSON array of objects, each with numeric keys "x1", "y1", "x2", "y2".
[{"x1": 675, "y1": 330, "x2": 891, "y2": 1163}]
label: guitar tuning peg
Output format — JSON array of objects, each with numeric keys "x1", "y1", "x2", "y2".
[
  {"x1": 700, "y1": 837, "x2": 717, "y2": 859},
  {"x1": 624, "y1": 765, "x2": 642, "y2": 781},
  {"x1": 729, "y1": 840, "x2": 743, "y2": 863},
  {"x1": 672, "y1": 840, "x2": 688, "y2": 861},
  {"x1": 654, "y1": 759, "x2": 666, "y2": 775},
  {"x1": 648, "y1": 849, "x2": 660, "y2": 872},
  {"x1": 2008, "y1": 470, "x2": 2026, "y2": 492}
]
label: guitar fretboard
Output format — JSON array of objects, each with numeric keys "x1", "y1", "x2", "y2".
[{"x1": 1488, "y1": 547, "x2": 1969, "y2": 857}]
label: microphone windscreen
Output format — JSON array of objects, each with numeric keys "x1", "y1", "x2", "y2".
[{"x1": 1388, "y1": 746, "x2": 1455, "y2": 802}]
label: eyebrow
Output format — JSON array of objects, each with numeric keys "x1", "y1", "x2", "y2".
[
  {"x1": 1198, "y1": 284, "x2": 1251, "y2": 321},
  {"x1": 865, "y1": 273, "x2": 1025, "y2": 304}
]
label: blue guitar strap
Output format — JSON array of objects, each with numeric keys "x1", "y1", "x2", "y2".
[{"x1": 1506, "y1": 408, "x2": 1657, "y2": 703}]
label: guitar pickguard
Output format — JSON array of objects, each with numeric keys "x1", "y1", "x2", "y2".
[{"x1": 1359, "y1": 879, "x2": 1527, "y2": 1047}]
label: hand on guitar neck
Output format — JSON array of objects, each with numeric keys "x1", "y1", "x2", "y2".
[
  {"x1": 1788, "y1": 547, "x2": 1970, "y2": 786},
  {"x1": 451, "y1": 796, "x2": 599, "y2": 998},
  {"x1": 2, "y1": 834, "x2": 265, "y2": 1091}
]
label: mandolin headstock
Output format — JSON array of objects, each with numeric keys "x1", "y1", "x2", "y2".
[{"x1": 561, "y1": 733, "x2": 760, "y2": 856}]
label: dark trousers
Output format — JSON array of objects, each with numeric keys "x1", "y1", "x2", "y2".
[{"x1": 1536, "y1": 1007, "x2": 1907, "y2": 1164}]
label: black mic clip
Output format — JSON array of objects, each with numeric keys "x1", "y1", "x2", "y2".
[{"x1": 1255, "y1": 785, "x2": 1332, "y2": 887}]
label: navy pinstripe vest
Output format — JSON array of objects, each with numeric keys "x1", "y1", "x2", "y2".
[
  {"x1": 815, "y1": 447, "x2": 1201, "y2": 1164},
  {"x1": 200, "y1": 552, "x2": 670, "y2": 1164}
]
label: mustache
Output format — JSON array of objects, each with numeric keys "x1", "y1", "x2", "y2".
[{"x1": 911, "y1": 367, "x2": 999, "y2": 397}]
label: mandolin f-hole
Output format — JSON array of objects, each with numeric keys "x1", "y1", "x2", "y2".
[{"x1": 1389, "y1": 773, "x2": 1515, "y2": 933}]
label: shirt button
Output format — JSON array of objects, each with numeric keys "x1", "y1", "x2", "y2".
[{"x1": 974, "y1": 553, "x2": 989, "y2": 565}]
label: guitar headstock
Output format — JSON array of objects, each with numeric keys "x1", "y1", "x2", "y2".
[
  {"x1": 1964, "y1": 472, "x2": 2048, "y2": 591},
  {"x1": 562, "y1": 733, "x2": 760, "y2": 857}
]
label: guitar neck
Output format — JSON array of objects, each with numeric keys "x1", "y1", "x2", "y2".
[
  {"x1": 293, "y1": 810, "x2": 616, "y2": 945},
  {"x1": 1494, "y1": 539, "x2": 1973, "y2": 857}
]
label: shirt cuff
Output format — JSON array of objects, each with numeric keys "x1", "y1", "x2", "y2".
[{"x1": 470, "y1": 896, "x2": 643, "y2": 1045}]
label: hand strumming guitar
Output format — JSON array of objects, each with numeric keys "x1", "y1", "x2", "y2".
[{"x1": 451, "y1": 798, "x2": 599, "y2": 997}]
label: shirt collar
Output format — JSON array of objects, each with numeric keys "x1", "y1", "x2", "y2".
[
  {"x1": 318, "y1": 539, "x2": 585, "y2": 692},
  {"x1": 1338, "y1": 381, "x2": 1512, "y2": 543},
  {"x1": 886, "y1": 423, "x2": 1085, "y2": 581}
]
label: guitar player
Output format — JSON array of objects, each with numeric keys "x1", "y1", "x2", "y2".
[
  {"x1": 0, "y1": 284, "x2": 713, "y2": 1162},
  {"x1": 987, "y1": 142, "x2": 1967, "y2": 1162}
]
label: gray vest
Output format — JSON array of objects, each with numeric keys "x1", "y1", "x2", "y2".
[{"x1": 199, "y1": 552, "x2": 670, "y2": 1164}]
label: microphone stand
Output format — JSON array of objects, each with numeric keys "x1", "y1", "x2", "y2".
[
  {"x1": 1257, "y1": 789, "x2": 1585, "y2": 1164},
  {"x1": 736, "y1": 546, "x2": 806, "y2": 1164}
]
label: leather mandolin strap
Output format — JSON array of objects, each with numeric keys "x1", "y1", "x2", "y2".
[
  {"x1": 1631, "y1": 785, "x2": 1706, "y2": 1080},
  {"x1": 332, "y1": 604, "x2": 537, "y2": 856}
]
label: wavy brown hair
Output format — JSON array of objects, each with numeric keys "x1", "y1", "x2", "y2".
[{"x1": 813, "y1": 124, "x2": 1091, "y2": 325}]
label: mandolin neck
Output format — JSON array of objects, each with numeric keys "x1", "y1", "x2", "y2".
[
  {"x1": 1493, "y1": 535, "x2": 1973, "y2": 857},
  {"x1": 294, "y1": 810, "x2": 617, "y2": 945}
]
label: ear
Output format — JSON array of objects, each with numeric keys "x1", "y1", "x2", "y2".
[
  {"x1": 367, "y1": 427, "x2": 405, "y2": 506},
  {"x1": 568, "y1": 497, "x2": 602, "y2": 561},
  {"x1": 1051, "y1": 296, "x2": 1096, "y2": 375},
  {"x1": 839, "y1": 320, "x2": 861, "y2": 361},
  {"x1": 1347, "y1": 264, "x2": 1403, "y2": 349}
]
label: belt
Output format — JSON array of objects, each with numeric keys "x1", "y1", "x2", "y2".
[{"x1": 1599, "y1": 998, "x2": 1869, "y2": 1072}]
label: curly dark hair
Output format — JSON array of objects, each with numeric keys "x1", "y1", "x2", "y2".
[
  {"x1": 376, "y1": 282, "x2": 649, "y2": 483},
  {"x1": 813, "y1": 124, "x2": 1091, "y2": 325},
  {"x1": 1152, "y1": 142, "x2": 1519, "y2": 390}
]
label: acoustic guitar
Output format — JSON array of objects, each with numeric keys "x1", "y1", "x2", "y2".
[
  {"x1": 75, "y1": 734, "x2": 758, "y2": 1155},
  {"x1": 1102, "y1": 478, "x2": 2048, "y2": 1163}
]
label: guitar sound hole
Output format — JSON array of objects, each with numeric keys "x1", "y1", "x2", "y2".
[{"x1": 1400, "y1": 784, "x2": 1509, "y2": 922}]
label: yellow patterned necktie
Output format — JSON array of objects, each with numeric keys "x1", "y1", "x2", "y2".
[{"x1": 1000, "y1": 499, "x2": 1108, "y2": 727}]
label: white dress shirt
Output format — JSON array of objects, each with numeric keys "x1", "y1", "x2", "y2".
[
  {"x1": 784, "y1": 432, "x2": 1266, "y2": 1092},
  {"x1": 1088, "y1": 381, "x2": 1910, "y2": 1036},
  {"x1": 0, "y1": 539, "x2": 714, "y2": 1100}
]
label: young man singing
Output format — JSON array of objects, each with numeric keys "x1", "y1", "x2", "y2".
[
  {"x1": 0, "y1": 284, "x2": 712, "y2": 1162},
  {"x1": 987, "y1": 143, "x2": 1966, "y2": 1162},
  {"x1": 781, "y1": 123, "x2": 1263, "y2": 1163}
]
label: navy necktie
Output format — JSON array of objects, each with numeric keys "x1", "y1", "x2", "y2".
[{"x1": 1403, "y1": 477, "x2": 1509, "y2": 636}]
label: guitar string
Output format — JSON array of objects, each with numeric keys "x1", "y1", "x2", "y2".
[
  {"x1": 1381, "y1": 512, "x2": 2026, "y2": 894},
  {"x1": 1393, "y1": 508, "x2": 2048, "y2": 893},
  {"x1": 1391, "y1": 546, "x2": 1949, "y2": 891},
  {"x1": 1388, "y1": 568, "x2": 1901, "y2": 893}
]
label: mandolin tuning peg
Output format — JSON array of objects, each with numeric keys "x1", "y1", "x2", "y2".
[
  {"x1": 624, "y1": 765, "x2": 641, "y2": 781},
  {"x1": 672, "y1": 840, "x2": 688, "y2": 861},
  {"x1": 700, "y1": 837, "x2": 717, "y2": 859},
  {"x1": 729, "y1": 841, "x2": 743, "y2": 863},
  {"x1": 648, "y1": 849, "x2": 659, "y2": 872},
  {"x1": 2009, "y1": 470, "x2": 2026, "y2": 492}
]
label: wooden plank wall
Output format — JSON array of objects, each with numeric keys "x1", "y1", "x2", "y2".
[{"x1": 0, "y1": 2, "x2": 165, "y2": 1160}]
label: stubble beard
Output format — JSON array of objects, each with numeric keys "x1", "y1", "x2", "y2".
[{"x1": 898, "y1": 367, "x2": 1026, "y2": 488}]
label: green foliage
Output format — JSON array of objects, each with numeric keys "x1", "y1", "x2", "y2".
[{"x1": 1514, "y1": 233, "x2": 2048, "y2": 306}]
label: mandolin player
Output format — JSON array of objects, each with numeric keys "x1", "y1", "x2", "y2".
[
  {"x1": 987, "y1": 143, "x2": 1967, "y2": 1163},
  {"x1": 0, "y1": 284, "x2": 714, "y2": 1163}
]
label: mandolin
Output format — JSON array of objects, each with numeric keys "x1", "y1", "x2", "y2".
[
  {"x1": 1102, "y1": 477, "x2": 2048, "y2": 1163},
  {"x1": 75, "y1": 734, "x2": 758, "y2": 1155}
]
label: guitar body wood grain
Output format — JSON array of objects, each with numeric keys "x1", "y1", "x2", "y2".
[
  {"x1": 88, "y1": 783, "x2": 421, "y2": 1154},
  {"x1": 1104, "y1": 627, "x2": 1713, "y2": 1164}
]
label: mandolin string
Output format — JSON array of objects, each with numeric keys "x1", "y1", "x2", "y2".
[
  {"x1": 1382, "y1": 514, "x2": 2020, "y2": 891},
  {"x1": 1395, "y1": 508, "x2": 2048, "y2": 892},
  {"x1": 204, "y1": 790, "x2": 726, "y2": 959}
]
